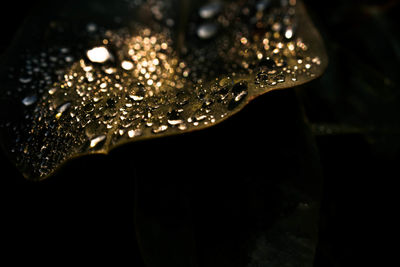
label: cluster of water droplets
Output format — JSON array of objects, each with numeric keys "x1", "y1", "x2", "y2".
[{"x1": 1, "y1": 0, "x2": 324, "y2": 179}]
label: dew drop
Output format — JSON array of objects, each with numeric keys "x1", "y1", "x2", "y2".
[{"x1": 197, "y1": 23, "x2": 218, "y2": 39}]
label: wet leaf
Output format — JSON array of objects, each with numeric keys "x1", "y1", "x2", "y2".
[{"x1": 0, "y1": 0, "x2": 327, "y2": 180}]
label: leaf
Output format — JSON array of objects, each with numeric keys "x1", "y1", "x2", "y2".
[{"x1": 0, "y1": 0, "x2": 327, "y2": 180}]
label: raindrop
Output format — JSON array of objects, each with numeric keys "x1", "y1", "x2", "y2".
[
  {"x1": 199, "y1": 2, "x2": 222, "y2": 19},
  {"x1": 22, "y1": 95, "x2": 37, "y2": 106},
  {"x1": 197, "y1": 23, "x2": 218, "y2": 39}
]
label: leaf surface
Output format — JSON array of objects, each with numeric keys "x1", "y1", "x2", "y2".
[{"x1": 0, "y1": 0, "x2": 327, "y2": 179}]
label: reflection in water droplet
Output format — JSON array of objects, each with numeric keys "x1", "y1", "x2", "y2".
[
  {"x1": 197, "y1": 23, "x2": 218, "y2": 39},
  {"x1": 89, "y1": 135, "x2": 106, "y2": 148},
  {"x1": 22, "y1": 95, "x2": 37, "y2": 106},
  {"x1": 86, "y1": 47, "x2": 111, "y2": 63},
  {"x1": 199, "y1": 2, "x2": 222, "y2": 19}
]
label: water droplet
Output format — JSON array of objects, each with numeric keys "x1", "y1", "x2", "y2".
[
  {"x1": 19, "y1": 77, "x2": 32, "y2": 84},
  {"x1": 128, "y1": 129, "x2": 143, "y2": 138},
  {"x1": 276, "y1": 73, "x2": 286, "y2": 83},
  {"x1": 89, "y1": 135, "x2": 106, "y2": 148},
  {"x1": 228, "y1": 81, "x2": 248, "y2": 110},
  {"x1": 284, "y1": 27, "x2": 294, "y2": 39},
  {"x1": 195, "y1": 114, "x2": 207, "y2": 121},
  {"x1": 167, "y1": 110, "x2": 183, "y2": 126},
  {"x1": 86, "y1": 23, "x2": 97, "y2": 32},
  {"x1": 176, "y1": 90, "x2": 190, "y2": 106},
  {"x1": 152, "y1": 125, "x2": 168, "y2": 134},
  {"x1": 106, "y1": 98, "x2": 116, "y2": 108},
  {"x1": 22, "y1": 95, "x2": 37, "y2": 106},
  {"x1": 121, "y1": 60, "x2": 134, "y2": 70},
  {"x1": 167, "y1": 119, "x2": 183, "y2": 126},
  {"x1": 86, "y1": 47, "x2": 111, "y2": 63},
  {"x1": 55, "y1": 102, "x2": 71, "y2": 119},
  {"x1": 197, "y1": 23, "x2": 218, "y2": 39},
  {"x1": 256, "y1": 0, "x2": 272, "y2": 11},
  {"x1": 258, "y1": 58, "x2": 276, "y2": 71},
  {"x1": 129, "y1": 83, "x2": 146, "y2": 101},
  {"x1": 65, "y1": 56, "x2": 74, "y2": 62},
  {"x1": 166, "y1": 18, "x2": 175, "y2": 27},
  {"x1": 178, "y1": 123, "x2": 187, "y2": 131},
  {"x1": 199, "y1": 2, "x2": 222, "y2": 19}
]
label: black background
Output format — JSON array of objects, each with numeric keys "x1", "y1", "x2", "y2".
[{"x1": 1, "y1": 0, "x2": 399, "y2": 266}]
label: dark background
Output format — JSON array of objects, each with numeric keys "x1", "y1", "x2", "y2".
[{"x1": 1, "y1": 0, "x2": 398, "y2": 266}]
